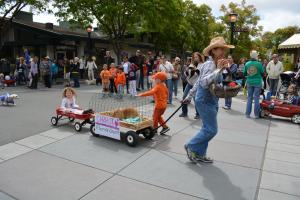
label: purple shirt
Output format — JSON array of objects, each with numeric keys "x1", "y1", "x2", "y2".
[{"x1": 30, "y1": 61, "x2": 38, "y2": 75}]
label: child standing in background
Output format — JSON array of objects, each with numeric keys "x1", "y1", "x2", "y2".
[
  {"x1": 114, "y1": 67, "x2": 126, "y2": 98},
  {"x1": 109, "y1": 63, "x2": 117, "y2": 94},
  {"x1": 138, "y1": 72, "x2": 170, "y2": 135},
  {"x1": 128, "y1": 63, "x2": 137, "y2": 97},
  {"x1": 100, "y1": 64, "x2": 111, "y2": 95}
]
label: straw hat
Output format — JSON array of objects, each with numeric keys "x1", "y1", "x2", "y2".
[
  {"x1": 203, "y1": 37, "x2": 234, "y2": 56},
  {"x1": 153, "y1": 72, "x2": 167, "y2": 81},
  {"x1": 45, "y1": 56, "x2": 50, "y2": 59}
]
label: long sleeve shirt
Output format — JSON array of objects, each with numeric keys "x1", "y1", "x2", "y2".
[
  {"x1": 61, "y1": 97, "x2": 78, "y2": 109},
  {"x1": 30, "y1": 61, "x2": 38, "y2": 75},
  {"x1": 140, "y1": 83, "x2": 168, "y2": 109},
  {"x1": 186, "y1": 57, "x2": 221, "y2": 101},
  {"x1": 86, "y1": 61, "x2": 97, "y2": 71},
  {"x1": 266, "y1": 60, "x2": 283, "y2": 79}
]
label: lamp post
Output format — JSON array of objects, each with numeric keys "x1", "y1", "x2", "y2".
[
  {"x1": 229, "y1": 13, "x2": 238, "y2": 54},
  {"x1": 86, "y1": 25, "x2": 93, "y2": 58}
]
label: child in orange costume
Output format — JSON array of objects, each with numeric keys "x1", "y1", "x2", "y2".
[
  {"x1": 114, "y1": 67, "x2": 126, "y2": 98},
  {"x1": 100, "y1": 64, "x2": 111, "y2": 94},
  {"x1": 138, "y1": 72, "x2": 170, "y2": 135}
]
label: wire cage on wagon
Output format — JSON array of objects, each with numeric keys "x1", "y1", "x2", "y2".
[{"x1": 88, "y1": 94, "x2": 155, "y2": 144}]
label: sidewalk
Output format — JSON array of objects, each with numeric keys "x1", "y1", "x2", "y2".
[{"x1": 0, "y1": 98, "x2": 299, "y2": 200}]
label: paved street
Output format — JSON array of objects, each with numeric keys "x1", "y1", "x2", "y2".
[{"x1": 0, "y1": 85, "x2": 300, "y2": 200}]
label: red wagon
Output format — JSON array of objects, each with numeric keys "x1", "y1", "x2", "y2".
[
  {"x1": 260, "y1": 100, "x2": 300, "y2": 124},
  {"x1": 2, "y1": 79, "x2": 16, "y2": 87},
  {"x1": 50, "y1": 108, "x2": 94, "y2": 131}
]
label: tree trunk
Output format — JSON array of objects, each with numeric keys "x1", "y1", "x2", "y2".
[{"x1": 111, "y1": 38, "x2": 123, "y2": 65}]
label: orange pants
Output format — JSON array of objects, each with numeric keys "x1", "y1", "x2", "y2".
[{"x1": 153, "y1": 108, "x2": 167, "y2": 129}]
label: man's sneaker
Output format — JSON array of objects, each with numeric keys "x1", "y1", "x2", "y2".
[
  {"x1": 222, "y1": 106, "x2": 231, "y2": 110},
  {"x1": 184, "y1": 144, "x2": 196, "y2": 163},
  {"x1": 179, "y1": 113, "x2": 187, "y2": 117},
  {"x1": 160, "y1": 127, "x2": 170, "y2": 135},
  {"x1": 194, "y1": 155, "x2": 214, "y2": 163},
  {"x1": 194, "y1": 115, "x2": 200, "y2": 119}
]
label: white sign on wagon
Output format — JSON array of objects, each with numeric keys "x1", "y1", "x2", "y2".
[{"x1": 95, "y1": 114, "x2": 120, "y2": 140}]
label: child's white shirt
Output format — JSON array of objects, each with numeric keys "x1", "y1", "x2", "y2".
[{"x1": 61, "y1": 97, "x2": 79, "y2": 109}]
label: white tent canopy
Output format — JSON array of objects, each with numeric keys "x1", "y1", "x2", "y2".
[{"x1": 278, "y1": 33, "x2": 300, "y2": 49}]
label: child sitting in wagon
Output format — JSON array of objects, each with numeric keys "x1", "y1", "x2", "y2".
[
  {"x1": 285, "y1": 84, "x2": 300, "y2": 105},
  {"x1": 61, "y1": 87, "x2": 79, "y2": 109}
]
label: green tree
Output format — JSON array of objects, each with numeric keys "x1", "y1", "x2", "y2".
[
  {"x1": 219, "y1": 0, "x2": 262, "y2": 60},
  {"x1": 0, "y1": 0, "x2": 48, "y2": 47},
  {"x1": 54, "y1": 0, "x2": 179, "y2": 63}
]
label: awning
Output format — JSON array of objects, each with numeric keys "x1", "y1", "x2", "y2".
[{"x1": 278, "y1": 33, "x2": 300, "y2": 49}]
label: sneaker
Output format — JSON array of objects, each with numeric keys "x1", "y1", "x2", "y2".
[
  {"x1": 184, "y1": 144, "x2": 196, "y2": 163},
  {"x1": 254, "y1": 116, "x2": 259, "y2": 119},
  {"x1": 194, "y1": 155, "x2": 214, "y2": 163},
  {"x1": 179, "y1": 113, "x2": 187, "y2": 117},
  {"x1": 160, "y1": 127, "x2": 170, "y2": 135},
  {"x1": 194, "y1": 115, "x2": 200, "y2": 119},
  {"x1": 222, "y1": 106, "x2": 231, "y2": 110},
  {"x1": 246, "y1": 115, "x2": 251, "y2": 118}
]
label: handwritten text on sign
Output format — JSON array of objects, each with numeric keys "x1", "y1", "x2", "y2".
[{"x1": 95, "y1": 114, "x2": 120, "y2": 140}]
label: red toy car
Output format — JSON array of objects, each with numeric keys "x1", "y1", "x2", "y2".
[
  {"x1": 51, "y1": 108, "x2": 94, "y2": 131},
  {"x1": 260, "y1": 100, "x2": 300, "y2": 124}
]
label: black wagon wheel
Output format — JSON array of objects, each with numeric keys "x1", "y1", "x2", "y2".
[
  {"x1": 90, "y1": 123, "x2": 99, "y2": 137},
  {"x1": 74, "y1": 122, "x2": 82, "y2": 132},
  {"x1": 125, "y1": 131, "x2": 138, "y2": 147},
  {"x1": 142, "y1": 127, "x2": 155, "y2": 140},
  {"x1": 51, "y1": 116, "x2": 58, "y2": 126}
]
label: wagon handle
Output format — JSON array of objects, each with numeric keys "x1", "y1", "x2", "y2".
[{"x1": 153, "y1": 104, "x2": 184, "y2": 132}]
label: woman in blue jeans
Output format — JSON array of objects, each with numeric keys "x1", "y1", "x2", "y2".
[
  {"x1": 243, "y1": 50, "x2": 264, "y2": 118},
  {"x1": 183, "y1": 37, "x2": 234, "y2": 163}
]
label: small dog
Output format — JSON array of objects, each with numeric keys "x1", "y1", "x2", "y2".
[
  {"x1": 0, "y1": 93, "x2": 19, "y2": 105},
  {"x1": 85, "y1": 79, "x2": 96, "y2": 85}
]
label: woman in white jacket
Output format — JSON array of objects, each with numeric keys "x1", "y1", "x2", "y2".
[
  {"x1": 266, "y1": 54, "x2": 283, "y2": 96},
  {"x1": 86, "y1": 57, "x2": 97, "y2": 80}
]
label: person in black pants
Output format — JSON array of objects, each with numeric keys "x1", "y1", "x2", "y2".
[
  {"x1": 17, "y1": 57, "x2": 27, "y2": 85},
  {"x1": 30, "y1": 56, "x2": 39, "y2": 89},
  {"x1": 71, "y1": 58, "x2": 80, "y2": 88},
  {"x1": 40, "y1": 56, "x2": 52, "y2": 88},
  {"x1": 129, "y1": 50, "x2": 145, "y2": 91}
]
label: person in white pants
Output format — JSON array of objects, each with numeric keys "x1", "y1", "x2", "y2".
[
  {"x1": 128, "y1": 64, "x2": 137, "y2": 96},
  {"x1": 86, "y1": 58, "x2": 97, "y2": 80}
]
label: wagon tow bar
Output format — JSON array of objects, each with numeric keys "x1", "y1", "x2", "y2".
[{"x1": 152, "y1": 104, "x2": 184, "y2": 134}]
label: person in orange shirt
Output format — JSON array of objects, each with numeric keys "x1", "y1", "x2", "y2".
[
  {"x1": 138, "y1": 72, "x2": 170, "y2": 135},
  {"x1": 100, "y1": 64, "x2": 111, "y2": 95},
  {"x1": 114, "y1": 66, "x2": 126, "y2": 98},
  {"x1": 109, "y1": 63, "x2": 117, "y2": 94}
]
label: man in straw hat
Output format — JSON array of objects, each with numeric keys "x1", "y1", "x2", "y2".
[{"x1": 182, "y1": 36, "x2": 234, "y2": 163}]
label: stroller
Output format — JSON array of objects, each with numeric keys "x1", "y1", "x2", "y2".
[{"x1": 276, "y1": 71, "x2": 298, "y2": 99}]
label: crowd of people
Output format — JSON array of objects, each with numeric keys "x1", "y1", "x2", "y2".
[{"x1": 1, "y1": 39, "x2": 300, "y2": 164}]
